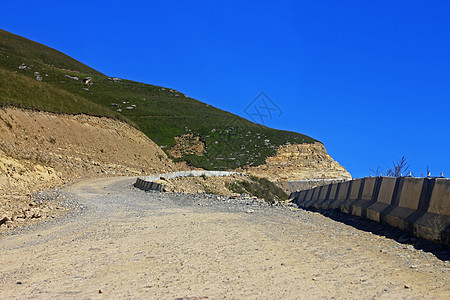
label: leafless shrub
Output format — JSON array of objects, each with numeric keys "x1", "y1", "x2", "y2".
[{"x1": 371, "y1": 156, "x2": 410, "y2": 177}]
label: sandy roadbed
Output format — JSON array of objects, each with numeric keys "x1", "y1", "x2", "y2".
[{"x1": 0, "y1": 177, "x2": 449, "y2": 299}]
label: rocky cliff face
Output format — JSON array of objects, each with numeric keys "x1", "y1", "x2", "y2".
[{"x1": 244, "y1": 142, "x2": 351, "y2": 182}]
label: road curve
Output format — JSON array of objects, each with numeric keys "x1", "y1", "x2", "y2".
[{"x1": 0, "y1": 177, "x2": 449, "y2": 299}]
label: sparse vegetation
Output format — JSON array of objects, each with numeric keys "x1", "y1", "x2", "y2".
[
  {"x1": 371, "y1": 156, "x2": 411, "y2": 177},
  {"x1": 227, "y1": 181, "x2": 246, "y2": 194},
  {"x1": 226, "y1": 176, "x2": 288, "y2": 203}
]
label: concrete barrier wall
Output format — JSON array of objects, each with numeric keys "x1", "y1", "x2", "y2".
[
  {"x1": 384, "y1": 177, "x2": 425, "y2": 232},
  {"x1": 350, "y1": 177, "x2": 378, "y2": 217},
  {"x1": 304, "y1": 187, "x2": 321, "y2": 208},
  {"x1": 414, "y1": 179, "x2": 450, "y2": 244},
  {"x1": 133, "y1": 178, "x2": 162, "y2": 192},
  {"x1": 312, "y1": 185, "x2": 331, "y2": 209},
  {"x1": 366, "y1": 177, "x2": 397, "y2": 223},
  {"x1": 289, "y1": 177, "x2": 450, "y2": 246},
  {"x1": 321, "y1": 183, "x2": 339, "y2": 209},
  {"x1": 295, "y1": 190, "x2": 307, "y2": 207},
  {"x1": 329, "y1": 181, "x2": 351, "y2": 210},
  {"x1": 340, "y1": 178, "x2": 363, "y2": 214}
]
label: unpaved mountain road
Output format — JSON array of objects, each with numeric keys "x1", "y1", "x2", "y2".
[{"x1": 0, "y1": 177, "x2": 449, "y2": 299}]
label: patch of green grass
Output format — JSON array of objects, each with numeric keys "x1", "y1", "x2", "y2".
[
  {"x1": 0, "y1": 69, "x2": 124, "y2": 119},
  {"x1": 0, "y1": 29, "x2": 102, "y2": 75},
  {"x1": 226, "y1": 181, "x2": 246, "y2": 194}
]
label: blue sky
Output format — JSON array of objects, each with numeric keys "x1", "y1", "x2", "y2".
[{"x1": 1, "y1": 0, "x2": 449, "y2": 178}]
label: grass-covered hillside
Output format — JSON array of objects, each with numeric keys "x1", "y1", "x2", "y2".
[{"x1": 0, "y1": 29, "x2": 317, "y2": 170}]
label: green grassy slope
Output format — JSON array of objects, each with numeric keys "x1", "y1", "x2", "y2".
[
  {"x1": 0, "y1": 28, "x2": 317, "y2": 170},
  {"x1": 0, "y1": 29, "x2": 102, "y2": 76},
  {"x1": 0, "y1": 69, "x2": 120, "y2": 118}
]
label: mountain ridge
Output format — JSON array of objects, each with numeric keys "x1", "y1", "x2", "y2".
[{"x1": 0, "y1": 28, "x2": 318, "y2": 170}]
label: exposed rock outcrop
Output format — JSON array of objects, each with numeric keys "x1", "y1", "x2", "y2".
[
  {"x1": 244, "y1": 142, "x2": 351, "y2": 182},
  {"x1": 167, "y1": 133, "x2": 206, "y2": 159}
]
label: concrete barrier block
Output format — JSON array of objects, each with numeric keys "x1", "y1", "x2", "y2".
[
  {"x1": 312, "y1": 185, "x2": 331, "y2": 209},
  {"x1": 134, "y1": 178, "x2": 163, "y2": 192},
  {"x1": 366, "y1": 177, "x2": 397, "y2": 222},
  {"x1": 300, "y1": 188, "x2": 314, "y2": 208},
  {"x1": 289, "y1": 191, "x2": 300, "y2": 201},
  {"x1": 329, "y1": 181, "x2": 351, "y2": 210},
  {"x1": 295, "y1": 190, "x2": 309, "y2": 208},
  {"x1": 321, "y1": 183, "x2": 339, "y2": 209},
  {"x1": 414, "y1": 179, "x2": 450, "y2": 245},
  {"x1": 350, "y1": 177, "x2": 378, "y2": 217},
  {"x1": 341, "y1": 179, "x2": 363, "y2": 214},
  {"x1": 133, "y1": 178, "x2": 141, "y2": 188},
  {"x1": 385, "y1": 177, "x2": 425, "y2": 232},
  {"x1": 145, "y1": 181, "x2": 152, "y2": 190},
  {"x1": 296, "y1": 190, "x2": 307, "y2": 205},
  {"x1": 349, "y1": 178, "x2": 363, "y2": 200},
  {"x1": 304, "y1": 187, "x2": 321, "y2": 208},
  {"x1": 318, "y1": 185, "x2": 329, "y2": 201},
  {"x1": 303, "y1": 189, "x2": 314, "y2": 205},
  {"x1": 312, "y1": 186, "x2": 320, "y2": 201}
]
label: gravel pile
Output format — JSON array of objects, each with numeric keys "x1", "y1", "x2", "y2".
[{"x1": 3, "y1": 186, "x2": 87, "y2": 236}]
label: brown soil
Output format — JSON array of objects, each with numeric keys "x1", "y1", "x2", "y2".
[{"x1": 0, "y1": 107, "x2": 176, "y2": 232}]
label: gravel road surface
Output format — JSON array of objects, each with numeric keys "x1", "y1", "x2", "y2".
[{"x1": 0, "y1": 177, "x2": 449, "y2": 299}]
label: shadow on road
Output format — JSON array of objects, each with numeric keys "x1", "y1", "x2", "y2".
[{"x1": 298, "y1": 206, "x2": 450, "y2": 261}]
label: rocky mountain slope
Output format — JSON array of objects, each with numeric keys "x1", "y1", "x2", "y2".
[
  {"x1": 244, "y1": 142, "x2": 351, "y2": 182},
  {"x1": 0, "y1": 28, "x2": 317, "y2": 170}
]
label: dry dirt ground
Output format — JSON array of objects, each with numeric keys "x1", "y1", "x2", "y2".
[{"x1": 0, "y1": 177, "x2": 448, "y2": 299}]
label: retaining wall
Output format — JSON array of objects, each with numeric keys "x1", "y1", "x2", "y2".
[{"x1": 290, "y1": 177, "x2": 450, "y2": 246}]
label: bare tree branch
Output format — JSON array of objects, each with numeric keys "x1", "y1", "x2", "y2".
[{"x1": 371, "y1": 156, "x2": 410, "y2": 177}]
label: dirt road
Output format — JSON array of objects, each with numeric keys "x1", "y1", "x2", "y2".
[{"x1": 0, "y1": 177, "x2": 449, "y2": 299}]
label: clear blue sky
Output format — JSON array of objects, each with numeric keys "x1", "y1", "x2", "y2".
[{"x1": 2, "y1": 0, "x2": 449, "y2": 178}]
